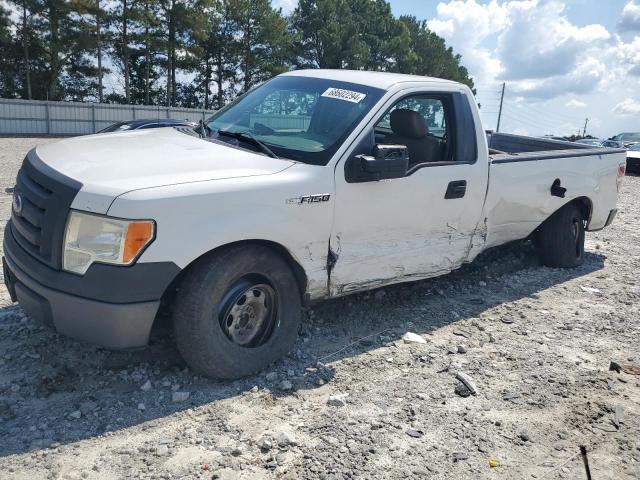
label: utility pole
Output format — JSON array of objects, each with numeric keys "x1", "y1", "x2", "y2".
[
  {"x1": 582, "y1": 118, "x2": 589, "y2": 137},
  {"x1": 496, "y1": 82, "x2": 505, "y2": 132}
]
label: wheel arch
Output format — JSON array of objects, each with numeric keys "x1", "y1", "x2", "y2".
[
  {"x1": 571, "y1": 196, "x2": 593, "y2": 226},
  {"x1": 158, "y1": 239, "x2": 310, "y2": 316},
  {"x1": 530, "y1": 196, "x2": 593, "y2": 243}
]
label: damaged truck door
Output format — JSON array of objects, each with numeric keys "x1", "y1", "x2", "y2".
[{"x1": 329, "y1": 89, "x2": 488, "y2": 296}]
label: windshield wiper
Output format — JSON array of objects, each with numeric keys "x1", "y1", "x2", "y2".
[
  {"x1": 217, "y1": 130, "x2": 279, "y2": 159},
  {"x1": 198, "y1": 120, "x2": 213, "y2": 138}
]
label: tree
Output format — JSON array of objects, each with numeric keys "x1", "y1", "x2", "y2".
[
  {"x1": 350, "y1": 0, "x2": 411, "y2": 71},
  {"x1": 192, "y1": 0, "x2": 233, "y2": 109},
  {"x1": 37, "y1": 0, "x2": 74, "y2": 99},
  {"x1": 190, "y1": 0, "x2": 290, "y2": 108},
  {"x1": 110, "y1": 0, "x2": 134, "y2": 102},
  {"x1": 72, "y1": 0, "x2": 110, "y2": 102},
  {"x1": 235, "y1": 0, "x2": 292, "y2": 92},
  {"x1": 135, "y1": 0, "x2": 163, "y2": 104},
  {"x1": 156, "y1": 0, "x2": 206, "y2": 106},
  {"x1": 290, "y1": 1, "x2": 474, "y2": 91},
  {"x1": 290, "y1": 0, "x2": 368, "y2": 69},
  {"x1": 0, "y1": 0, "x2": 477, "y2": 107},
  {"x1": 0, "y1": 5, "x2": 20, "y2": 98},
  {"x1": 396, "y1": 16, "x2": 475, "y2": 92},
  {"x1": 20, "y1": 1, "x2": 33, "y2": 99}
]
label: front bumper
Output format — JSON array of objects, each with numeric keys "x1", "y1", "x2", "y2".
[{"x1": 3, "y1": 222, "x2": 180, "y2": 349}]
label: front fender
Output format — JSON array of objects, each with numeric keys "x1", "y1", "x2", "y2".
[{"x1": 107, "y1": 164, "x2": 335, "y2": 300}]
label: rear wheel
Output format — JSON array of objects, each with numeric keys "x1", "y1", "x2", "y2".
[
  {"x1": 535, "y1": 203, "x2": 585, "y2": 268},
  {"x1": 173, "y1": 245, "x2": 301, "y2": 379}
]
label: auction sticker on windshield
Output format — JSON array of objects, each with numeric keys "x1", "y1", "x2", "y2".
[{"x1": 321, "y1": 88, "x2": 367, "y2": 103}]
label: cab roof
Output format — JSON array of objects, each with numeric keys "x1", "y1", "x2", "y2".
[{"x1": 281, "y1": 69, "x2": 460, "y2": 91}]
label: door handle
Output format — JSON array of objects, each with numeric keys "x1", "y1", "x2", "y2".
[{"x1": 445, "y1": 180, "x2": 467, "y2": 199}]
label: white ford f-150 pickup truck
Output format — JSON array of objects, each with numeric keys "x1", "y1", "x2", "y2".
[{"x1": 3, "y1": 70, "x2": 627, "y2": 378}]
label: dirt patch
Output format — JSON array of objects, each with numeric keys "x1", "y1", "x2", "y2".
[{"x1": 0, "y1": 138, "x2": 638, "y2": 479}]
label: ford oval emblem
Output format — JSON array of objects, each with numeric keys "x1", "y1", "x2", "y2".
[{"x1": 12, "y1": 193, "x2": 23, "y2": 215}]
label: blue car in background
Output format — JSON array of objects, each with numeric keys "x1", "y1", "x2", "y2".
[{"x1": 98, "y1": 118, "x2": 199, "y2": 133}]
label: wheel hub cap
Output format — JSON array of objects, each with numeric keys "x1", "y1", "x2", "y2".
[{"x1": 220, "y1": 283, "x2": 276, "y2": 347}]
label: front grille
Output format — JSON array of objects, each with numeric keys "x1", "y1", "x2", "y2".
[{"x1": 10, "y1": 149, "x2": 82, "y2": 269}]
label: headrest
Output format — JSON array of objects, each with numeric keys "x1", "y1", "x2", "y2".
[{"x1": 390, "y1": 109, "x2": 428, "y2": 139}]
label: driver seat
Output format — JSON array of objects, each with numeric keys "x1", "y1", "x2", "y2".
[{"x1": 385, "y1": 109, "x2": 444, "y2": 165}]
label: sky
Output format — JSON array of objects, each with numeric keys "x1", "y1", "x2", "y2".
[{"x1": 274, "y1": 0, "x2": 640, "y2": 139}]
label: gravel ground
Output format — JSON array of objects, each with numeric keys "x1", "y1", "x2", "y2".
[{"x1": 0, "y1": 137, "x2": 639, "y2": 480}]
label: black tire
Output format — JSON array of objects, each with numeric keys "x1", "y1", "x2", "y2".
[
  {"x1": 535, "y1": 203, "x2": 585, "y2": 268},
  {"x1": 173, "y1": 244, "x2": 301, "y2": 379}
]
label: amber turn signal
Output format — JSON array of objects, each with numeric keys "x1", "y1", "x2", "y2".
[{"x1": 123, "y1": 221, "x2": 154, "y2": 263}]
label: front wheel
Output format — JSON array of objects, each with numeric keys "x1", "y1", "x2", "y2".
[
  {"x1": 535, "y1": 203, "x2": 585, "y2": 268},
  {"x1": 173, "y1": 245, "x2": 302, "y2": 379}
]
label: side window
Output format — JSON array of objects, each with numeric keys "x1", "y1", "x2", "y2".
[{"x1": 375, "y1": 95, "x2": 453, "y2": 166}]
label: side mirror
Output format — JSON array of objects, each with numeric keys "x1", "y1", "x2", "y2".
[{"x1": 345, "y1": 144, "x2": 409, "y2": 183}]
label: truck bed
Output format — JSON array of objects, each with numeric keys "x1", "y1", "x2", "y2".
[
  {"x1": 481, "y1": 131, "x2": 627, "y2": 252},
  {"x1": 487, "y1": 132, "x2": 625, "y2": 163}
]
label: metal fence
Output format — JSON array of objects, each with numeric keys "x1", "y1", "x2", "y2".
[
  {"x1": 0, "y1": 98, "x2": 216, "y2": 136},
  {"x1": 249, "y1": 114, "x2": 311, "y2": 131}
]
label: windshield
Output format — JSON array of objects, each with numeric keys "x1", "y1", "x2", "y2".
[
  {"x1": 630, "y1": 143, "x2": 640, "y2": 151},
  {"x1": 616, "y1": 132, "x2": 640, "y2": 141},
  {"x1": 206, "y1": 76, "x2": 385, "y2": 165}
]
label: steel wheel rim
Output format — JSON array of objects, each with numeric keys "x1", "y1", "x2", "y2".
[{"x1": 219, "y1": 278, "x2": 277, "y2": 348}]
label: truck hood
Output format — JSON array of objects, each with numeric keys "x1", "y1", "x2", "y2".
[{"x1": 36, "y1": 127, "x2": 295, "y2": 211}]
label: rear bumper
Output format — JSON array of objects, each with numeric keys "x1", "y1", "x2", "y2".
[{"x1": 3, "y1": 222, "x2": 180, "y2": 349}]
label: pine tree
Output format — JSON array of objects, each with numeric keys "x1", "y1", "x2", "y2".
[
  {"x1": 235, "y1": 0, "x2": 291, "y2": 93},
  {"x1": 0, "y1": 0, "x2": 477, "y2": 107},
  {"x1": 291, "y1": 0, "x2": 367, "y2": 69},
  {"x1": 0, "y1": 5, "x2": 20, "y2": 98},
  {"x1": 396, "y1": 16, "x2": 475, "y2": 92},
  {"x1": 198, "y1": 0, "x2": 241, "y2": 109},
  {"x1": 135, "y1": 0, "x2": 163, "y2": 104}
]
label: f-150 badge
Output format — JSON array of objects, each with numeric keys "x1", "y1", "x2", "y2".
[{"x1": 286, "y1": 194, "x2": 331, "y2": 205}]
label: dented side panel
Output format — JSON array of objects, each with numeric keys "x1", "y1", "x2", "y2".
[
  {"x1": 329, "y1": 165, "x2": 489, "y2": 296},
  {"x1": 328, "y1": 85, "x2": 490, "y2": 296}
]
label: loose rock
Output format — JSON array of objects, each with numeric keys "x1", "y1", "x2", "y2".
[
  {"x1": 327, "y1": 394, "x2": 348, "y2": 407},
  {"x1": 455, "y1": 372, "x2": 477, "y2": 395},
  {"x1": 402, "y1": 332, "x2": 427, "y2": 344},
  {"x1": 171, "y1": 391, "x2": 190, "y2": 403}
]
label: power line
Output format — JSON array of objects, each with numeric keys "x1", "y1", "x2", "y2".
[
  {"x1": 506, "y1": 107, "x2": 574, "y2": 130},
  {"x1": 501, "y1": 112, "x2": 551, "y2": 132},
  {"x1": 510, "y1": 98, "x2": 580, "y2": 124}
]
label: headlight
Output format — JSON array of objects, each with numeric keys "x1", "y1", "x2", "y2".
[{"x1": 63, "y1": 211, "x2": 155, "y2": 275}]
